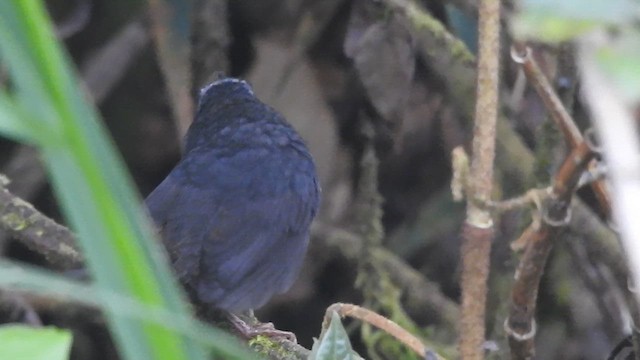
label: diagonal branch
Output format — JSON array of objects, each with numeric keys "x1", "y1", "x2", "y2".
[
  {"x1": 511, "y1": 43, "x2": 612, "y2": 218},
  {"x1": 0, "y1": 176, "x2": 82, "y2": 269},
  {"x1": 507, "y1": 141, "x2": 595, "y2": 359}
]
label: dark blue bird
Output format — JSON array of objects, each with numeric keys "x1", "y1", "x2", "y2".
[{"x1": 145, "y1": 78, "x2": 320, "y2": 314}]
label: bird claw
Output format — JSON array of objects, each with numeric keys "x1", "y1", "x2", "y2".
[{"x1": 228, "y1": 313, "x2": 297, "y2": 343}]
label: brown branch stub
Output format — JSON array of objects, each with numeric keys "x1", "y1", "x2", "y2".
[
  {"x1": 323, "y1": 303, "x2": 447, "y2": 360},
  {"x1": 0, "y1": 179, "x2": 82, "y2": 269}
]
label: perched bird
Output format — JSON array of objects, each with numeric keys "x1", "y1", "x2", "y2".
[{"x1": 145, "y1": 78, "x2": 320, "y2": 322}]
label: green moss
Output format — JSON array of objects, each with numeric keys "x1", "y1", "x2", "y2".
[
  {"x1": 406, "y1": 5, "x2": 475, "y2": 66},
  {"x1": 248, "y1": 335, "x2": 290, "y2": 359},
  {"x1": 2, "y1": 212, "x2": 28, "y2": 231}
]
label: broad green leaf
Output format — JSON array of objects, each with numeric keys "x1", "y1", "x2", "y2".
[
  {"x1": 0, "y1": 325, "x2": 72, "y2": 360},
  {"x1": 310, "y1": 312, "x2": 362, "y2": 360}
]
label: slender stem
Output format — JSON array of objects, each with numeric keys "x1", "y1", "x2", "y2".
[
  {"x1": 324, "y1": 303, "x2": 447, "y2": 360},
  {"x1": 458, "y1": 0, "x2": 500, "y2": 359}
]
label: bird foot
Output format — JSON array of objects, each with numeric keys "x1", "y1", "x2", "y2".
[{"x1": 227, "y1": 313, "x2": 297, "y2": 343}]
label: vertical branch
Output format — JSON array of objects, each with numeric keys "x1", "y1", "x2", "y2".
[{"x1": 459, "y1": 0, "x2": 501, "y2": 358}]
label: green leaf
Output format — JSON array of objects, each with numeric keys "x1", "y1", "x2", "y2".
[
  {"x1": 310, "y1": 312, "x2": 362, "y2": 360},
  {"x1": 0, "y1": 1, "x2": 247, "y2": 359},
  {"x1": 0, "y1": 91, "x2": 57, "y2": 145},
  {"x1": 0, "y1": 259, "x2": 256, "y2": 360},
  {"x1": 0, "y1": 93, "x2": 32, "y2": 142},
  {"x1": 595, "y1": 32, "x2": 640, "y2": 103},
  {"x1": 0, "y1": 3, "x2": 61, "y2": 141},
  {"x1": 512, "y1": 0, "x2": 640, "y2": 42},
  {"x1": 521, "y1": 0, "x2": 638, "y2": 23},
  {"x1": 0, "y1": 1, "x2": 201, "y2": 357},
  {"x1": 512, "y1": 14, "x2": 598, "y2": 42},
  {"x1": 0, "y1": 325, "x2": 72, "y2": 360}
]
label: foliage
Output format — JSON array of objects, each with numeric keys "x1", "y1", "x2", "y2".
[
  {"x1": 310, "y1": 312, "x2": 363, "y2": 360},
  {"x1": 0, "y1": 325, "x2": 72, "y2": 360},
  {"x1": 0, "y1": 1, "x2": 249, "y2": 359},
  {"x1": 513, "y1": 0, "x2": 640, "y2": 102}
]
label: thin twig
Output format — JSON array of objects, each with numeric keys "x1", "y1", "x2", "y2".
[
  {"x1": 511, "y1": 43, "x2": 582, "y2": 148},
  {"x1": 324, "y1": 303, "x2": 447, "y2": 360},
  {"x1": 458, "y1": 0, "x2": 500, "y2": 358}
]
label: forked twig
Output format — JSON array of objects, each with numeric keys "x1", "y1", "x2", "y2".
[{"x1": 507, "y1": 141, "x2": 595, "y2": 359}]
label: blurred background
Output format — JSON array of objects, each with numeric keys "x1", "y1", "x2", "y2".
[{"x1": 0, "y1": 0, "x2": 632, "y2": 359}]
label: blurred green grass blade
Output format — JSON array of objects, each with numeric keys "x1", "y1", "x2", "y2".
[
  {"x1": 7, "y1": 0, "x2": 196, "y2": 357},
  {"x1": 0, "y1": 259, "x2": 257, "y2": 360},
  {"x1": 0, "y1": 1, "x2": 222, "y2": 359},
  {"x1": 0, "y1": 93, "x2": 38, "y2": 143},
  {"x1": 0, "y1": 6, "x2": 60, "y2": 144},
  {"x1": 0, "y1": 325, "x2": 72, "y2": 360}
]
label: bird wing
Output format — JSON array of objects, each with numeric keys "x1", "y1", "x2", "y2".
[{"x1": 146, "y1": 145, "x2": 319, "y2": 311}]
